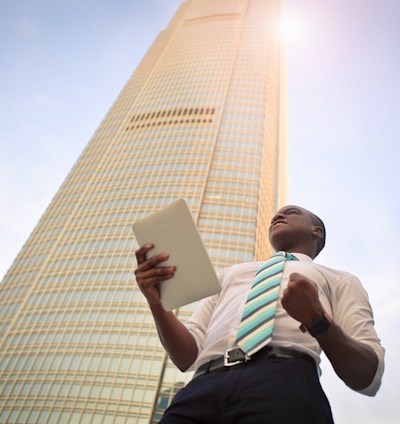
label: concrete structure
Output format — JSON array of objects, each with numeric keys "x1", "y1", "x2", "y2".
[{"x1": 0, "y1": 0, "x2": 286, "y2": 422}]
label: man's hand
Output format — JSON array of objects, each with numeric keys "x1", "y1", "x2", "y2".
[
  {"x1": 134, "y1": 243, "x2": 176, "y2": 307},
  {"x1": 281, "y1": 272, "x2": 325, "y2": 327},
  {"x1": 134, "y1": 243, "x2": 198, "y2": 371}
]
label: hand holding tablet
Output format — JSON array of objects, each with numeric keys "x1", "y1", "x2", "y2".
[{"x1": 132, "y1": 199, "x2": 221, "y2": 311}]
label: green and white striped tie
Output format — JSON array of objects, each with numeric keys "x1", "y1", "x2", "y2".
[{"x1": 236, "y1": 251, "x2": 298, "y2": 356}]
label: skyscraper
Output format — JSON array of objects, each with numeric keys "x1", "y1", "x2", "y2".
[{"x1": 0, "y1": 0, "x2": 287, "y2": 423}]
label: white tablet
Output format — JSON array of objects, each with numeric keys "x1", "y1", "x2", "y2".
[{"x1": 132, "y1": 199, "x2": 221, "y2": 311}]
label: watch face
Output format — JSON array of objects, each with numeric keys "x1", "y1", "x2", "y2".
[{"x1": 308, "y1": 316, "x2": 331, "y2": 337}]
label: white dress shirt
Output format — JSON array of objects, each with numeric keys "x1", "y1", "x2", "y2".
[{"x1": 185, "y1": 253, "x2": 384, "y2": 396}]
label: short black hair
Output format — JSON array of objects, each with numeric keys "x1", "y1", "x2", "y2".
[{"x1": 311, "y1": 213, "x2": 326, "y2": 255}]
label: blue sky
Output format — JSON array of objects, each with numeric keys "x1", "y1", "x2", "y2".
[{"x1": 0, "y1": 0, "x2": 399, "y2": 422}]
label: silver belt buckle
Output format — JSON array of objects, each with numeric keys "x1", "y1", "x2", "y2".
[{"x1": 224, "y1": 348, "x2": 250, "y2": 367}]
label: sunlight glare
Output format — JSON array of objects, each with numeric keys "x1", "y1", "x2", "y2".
[{"x1": 278, "y1": 11, "x2": 309, "y2": 44}]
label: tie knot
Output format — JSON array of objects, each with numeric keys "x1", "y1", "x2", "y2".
[
  {"x1": 256, "y1": 251, "x2": 297, "y2": 275},
  {"x1": 273, "y1": 251, "x2": 298, "y2": 261}
]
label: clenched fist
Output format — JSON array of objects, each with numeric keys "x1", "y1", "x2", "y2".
[{"x1": 281, "y1": 272, "x2": 325, "y2": 327}]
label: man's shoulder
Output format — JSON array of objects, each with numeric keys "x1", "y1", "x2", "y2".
[
  {"x1": 224, "y1": 261, "x2": 263, "y2": 272},
  {"x1": 219, "y1": 261, "x2": 262, "y2": 281},
  {"x1": 312, "y1": 261, "x2": 358, "y2": 283}
]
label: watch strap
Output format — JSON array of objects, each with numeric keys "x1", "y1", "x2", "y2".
[{"x1": 299, "y1": 311, "x2": 332, "y2": 337}]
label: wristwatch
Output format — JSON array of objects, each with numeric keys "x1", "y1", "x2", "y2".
[{"x1": 300, "y1": 312, "x2": 332, "y2": 337}]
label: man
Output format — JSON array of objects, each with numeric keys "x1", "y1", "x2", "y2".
[{"x1": 135, "y1": 205, "x2": 384, "y2": 423}]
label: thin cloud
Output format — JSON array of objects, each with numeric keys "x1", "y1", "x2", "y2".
[{"x1": 17, "y1": 16, "x2": 36, "y2": 35}]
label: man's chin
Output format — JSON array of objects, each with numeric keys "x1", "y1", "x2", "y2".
[{"x1": 269, "y1": 232, "x2": 291, "y2": 252}]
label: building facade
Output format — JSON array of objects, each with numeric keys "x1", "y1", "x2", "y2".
[{"x1": 0, "y1": 0, "x2": 287, "y2": 422}]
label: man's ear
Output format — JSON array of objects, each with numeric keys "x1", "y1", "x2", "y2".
[{"x1": 312, "y1": 226, "x2": 323, "y2": 240}]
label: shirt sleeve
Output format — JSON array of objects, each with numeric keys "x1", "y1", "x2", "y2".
[
  {"x1": 331, "y1": 272, "x2": 385, "y2": 396},
  {"x1": 185, "y1": 293, "x2": 220, "y2": 353},
  {"x1": 182, "y1": 268, "x2": 224, "y2": 370}
]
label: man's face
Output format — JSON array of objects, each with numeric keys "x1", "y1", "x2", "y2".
[{"x1": 269, "y1": 205, "x2": 317, "y2": 252}]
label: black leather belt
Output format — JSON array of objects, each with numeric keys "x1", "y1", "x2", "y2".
[{"x1": 195, "y1": 346, "x2": 316, "y2": 377}]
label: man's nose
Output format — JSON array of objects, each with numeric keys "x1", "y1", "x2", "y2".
[{"x1": 272, "y1": 213, "x2": 284, "y2": 223}]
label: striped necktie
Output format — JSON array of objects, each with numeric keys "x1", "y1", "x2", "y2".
[{"x1": 236, "y1": 251, "x2": 298, "y2": 356}]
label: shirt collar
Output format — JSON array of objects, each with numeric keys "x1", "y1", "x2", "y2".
[{"x1": 290, "y1": 252, "x2": 313, "y2": 262}]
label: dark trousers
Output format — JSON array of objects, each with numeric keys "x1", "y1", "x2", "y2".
[{"x1": 159, "y1": 358, "x2": 334, "y2": 423}]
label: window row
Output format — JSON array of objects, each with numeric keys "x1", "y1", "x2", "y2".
[
  {"x1": 5, "y1": 328, "x2": 159, "y2": 349},
  {"x1": 0, "y1": 404, "x2": 152, "y2": 424},
  {"x1": 15, "y1": 301, "x2": 150, "y2": 328},
  {"x1": 53, "y1": 238, "x2": 134, "y2": 255},
  {"x1": 1, "y1": 353, "x2": 162, "y2": 377},
  {"x1": 47, "y1": 254, "x2": 134, "y2": 271},
  {"x1": 25, "y1": 285, "x2": 135, "y2": 307}
]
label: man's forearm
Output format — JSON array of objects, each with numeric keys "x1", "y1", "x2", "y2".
[
  {"x1": 150, "y1": 303, "x2": 198, "y2": 371},
  {"x1": 317, "y1": 322, "x2": 378, "y2": 391},
  {"x1": 281, "y1": 273, "x2": 379, "y2": 391}
]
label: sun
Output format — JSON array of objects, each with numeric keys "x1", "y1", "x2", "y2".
[{"x1": 278, "y1": 10, "x2": 309, "y2": 43}]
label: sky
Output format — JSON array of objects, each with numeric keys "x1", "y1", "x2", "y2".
[{"x1": 0, "y1": 0, "x2": 399, "y2": 422}]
